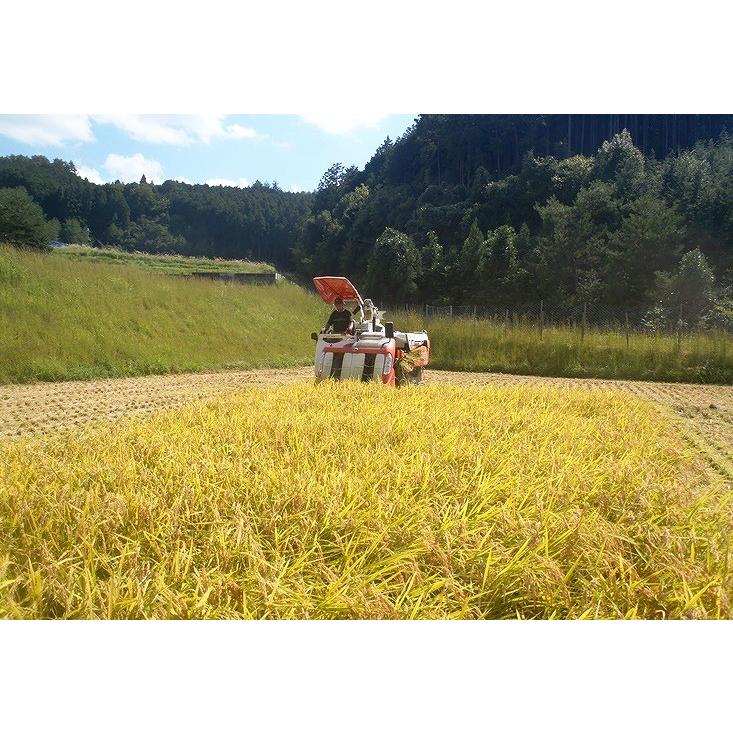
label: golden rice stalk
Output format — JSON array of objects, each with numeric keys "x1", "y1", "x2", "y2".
[{"x1": 0, "y1": 382, "x2": 730, "y2": 619}]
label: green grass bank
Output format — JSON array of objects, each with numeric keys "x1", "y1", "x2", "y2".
[
  {"x1": 55, "y1": 245, "x2": 273, "y2": 274},
  {"x1": 0, "y1": 246, "x2": 325, "y2": 384}
]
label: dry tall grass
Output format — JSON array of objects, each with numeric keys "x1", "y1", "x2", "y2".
[
  {"x1": 398, "y1": 313, "x2": 733, "y2": 384},
  {"x1": 1, "y1": 382, "x2": 730, "y2": 619}
]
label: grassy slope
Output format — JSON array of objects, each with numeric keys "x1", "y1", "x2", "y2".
[
  {"x1": 1, "y1": 382, "x2": 730, "y2": 619},
  {"x1": 2, "y1": 245, "x2": 731, "y2": 385},
  {"x1": 0, "y1": 246, "x2": 326, "y2": 384},
  {"x1": 55, "y1": 245, "x2": 274, "y2": 274},
  {"x1": 396, "y1": 313, "x2": 733, "y2": 384}
]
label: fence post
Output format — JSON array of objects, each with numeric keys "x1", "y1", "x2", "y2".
[
  {"x1": 424, "y1": 303, "x2": 428, "y2": 319},
  {"x1": 539, "y1": 300, "x2": 544, "y2": 339},
  {"x1": 473, "y1": 304, "x2": 477, "y2": 321},
  {"x1": 504, "y1": 309, "x2": 509, "y2": 335},
  {"x1": 581, "y1": 302, "x2": 587, "y2": 342},
  {"x1": 449, "y1": 305, "x2": 453, "y2": 318},
  {"x1": 677, "y1": 304, "x2": 683, "y2": 347},
  {"x1": 625, "y1": 311, "x2": 630, "y2": 349}
]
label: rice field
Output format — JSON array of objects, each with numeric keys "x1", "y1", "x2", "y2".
[{"x1": 1, "y1": 381, "x2": 730, "y2": 619}]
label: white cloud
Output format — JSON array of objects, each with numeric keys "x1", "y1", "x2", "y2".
[
  {"x1": 104, "y1": 153, "x2": 163, "y2": 183},
  {"x1": 171, "y1": 175, "x2": 192, "y2": 184},
  {"x1": 93, "y1": 115, "x2": 189, "y2": 145},
  {"x1": 288, "y1": 184, "x2": 303, "y2": 193},
  {"x1": 75, "y1": 164, "x2": 105, "y2": 184},
  {"x1": 205, "y1": 177, "x2": 250, "y2": 188},
  {"x1": 93, "y1": 115, "x2": 257, "y2": 145},
  {"x1": 224, "y1": 123, "x2": 257, "y2": 140},
  {"x1": 301, "y1": 113, "x2": 387, "y2": 135},
  {"x1": 0, "y1": 114, "x2": 94, "y2": 146}
]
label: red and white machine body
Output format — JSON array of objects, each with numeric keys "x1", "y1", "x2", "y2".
[{"x1": 312, "y1": 276, "x2": 430, "y2": 386}]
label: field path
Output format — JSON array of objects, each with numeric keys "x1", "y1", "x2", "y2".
[
  {"x1": 2, "y1": 367, "x2": 731, "y2": 482},
  {"x1": 0, "y1": 368, "x2": 310, "y2": 440}
]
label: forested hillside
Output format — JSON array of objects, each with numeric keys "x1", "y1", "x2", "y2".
[
  {"x1": 2, "y1": 115, "x2": 733, "y2": 326},
  {"x1": 0, "y1": 155, "x2": 312, "y2": 268},
  {"x1": 293, "y1": 115, "x2": 733, "y2": 325}
]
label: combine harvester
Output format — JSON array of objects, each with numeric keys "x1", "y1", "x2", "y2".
[{"x1": 311, "y1": 276, "x2": 430, "y2": 386}]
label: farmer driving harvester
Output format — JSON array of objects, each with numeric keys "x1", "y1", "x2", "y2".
[
  {"x1": 312, "y1": 276, "x2": 430, "y2": 386},
  {"x1": 323, "y1": 297, "x2": 355, "y2": 334}
]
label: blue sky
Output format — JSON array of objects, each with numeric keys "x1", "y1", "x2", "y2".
[{"x1": 0, "y1": 114, "x2": 416, "y2": 192}]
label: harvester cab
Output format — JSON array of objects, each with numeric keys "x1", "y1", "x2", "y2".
[{"x1": 311, "y1": 276, "x2": 430, "y2": 386}]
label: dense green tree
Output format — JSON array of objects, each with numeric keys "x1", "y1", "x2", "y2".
[
  {"x1": 534, "y1": 181, "x2": 622, "y2": 302},
  {"x1": 335, "y1": 184, "x2": 370, "y2": 221},
  {"x1": 60, "y1": 218, "x2": 89, "y2": 244},
  {"x1": 647, "y1": 249, "x2": 717, "y2": 328},
  {"x1": 420, "y1": 230, "x2": 448, "y2": 303},
  {"x1": 534, "y1": 197, "x2": 574, "y2": 299},
  {"x1": 88, "y1": 184, "x2": 130, "y2": 240},
  {"x1": 478, "y1": 225, "x2": 526, "y2": 304},
  {"x1": 0, "y1": 187, "x2": 52, "y2": 249},
  {"x1": 672, "y1": 248, "x2": 716, "y2": 324},
  {"x1": 458, "y1": 219, "x2": 486, "y2": 296},
  {"x1": 312, "y1": 163, "x2": 348, "y2": 212},
  {"x1": 366, "y1": 228, "x2": 422, "y2": 302},
  {"x1": 594, "y1": 130, "x2": 647, "y2": 200},
  {"x1": 108, "y1": 216, "x2": 186, "y2": 253},
  {"x1": 573, "y1": 181, "x2": 623, "y2": 282},
  {"x1": 46, "y1": 217, "x2": 61, "y2": 241},
  {"x1": 661, "y1": 138, "x2": 733, "y2": 272},
  {"x1": 553, "y1": 155, "x2": 594, "y2": 203},
  {"x1": 608, "y1": 195, "x2": 685, "y2": 304},
  {"x1": 124, "y1": 181, "x2": 168, "y2": 223}
]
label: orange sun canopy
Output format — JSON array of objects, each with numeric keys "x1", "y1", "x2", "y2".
[{"x1": 313, "y1": 276, "x2": 362, "y2": 304}]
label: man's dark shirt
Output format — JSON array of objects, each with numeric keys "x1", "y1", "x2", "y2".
[{"x1": 325, "y1": 308, "x2": 353, "y2": 333}]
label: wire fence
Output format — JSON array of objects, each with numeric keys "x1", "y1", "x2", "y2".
[{"x1": 379, "y1": 301, "x2": 732, "y2": 336}]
